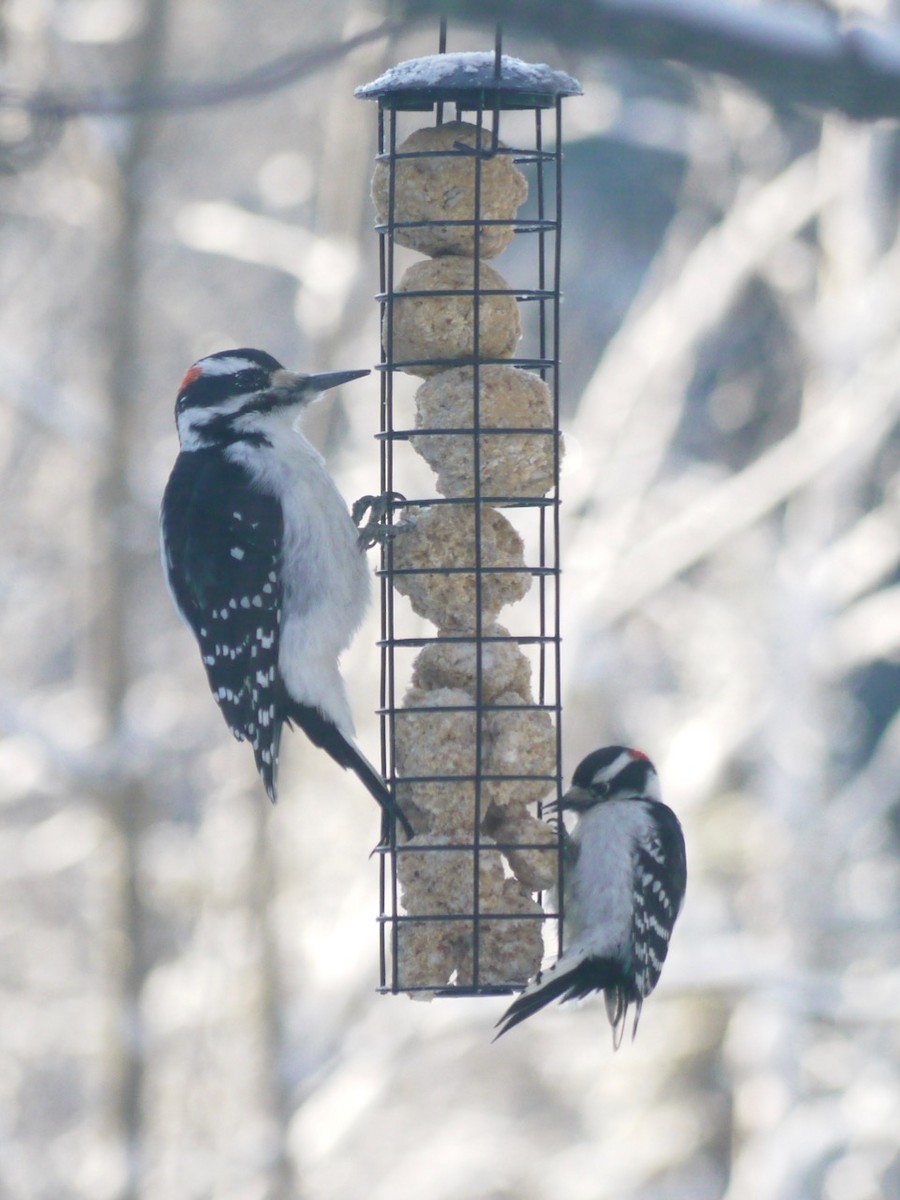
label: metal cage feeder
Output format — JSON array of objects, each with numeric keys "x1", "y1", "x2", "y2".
[{"x1": 356, "y1": 38, "x2": 581, "y2": 998}]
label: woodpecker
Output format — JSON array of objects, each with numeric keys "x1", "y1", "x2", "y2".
[
  {"x1": 495, "y1": 746, "x2": 686, "y2": 1045},
  {"x1": 160, "y1": 347, "x2": 412, "y2": 837}
]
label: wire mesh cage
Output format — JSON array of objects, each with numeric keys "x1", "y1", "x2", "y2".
[{"x1": 356, "y1": 33, "x2": 581, "y2": 997}]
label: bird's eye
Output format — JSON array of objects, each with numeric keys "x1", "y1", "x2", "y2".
[
  {"x1": 236, "y1": 369, "x2": 268, "y2": 391},
  {"x1": 591, "y1": 780, "x2": 610, "y2": 798}
]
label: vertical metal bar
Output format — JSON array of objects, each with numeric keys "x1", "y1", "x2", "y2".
[
  {"x1": 383, "y1": 102, "x2": 402, "y2": 991},
  {"x1": 437, "y1": 17, "x2": 447, "y2": 125},
  {"x1": 535, "y1": 107, "x2": 548, "y2": 370},
  {"x1": 491, "y1": 27, "x2": 502, "y2": 154},
  {"x1": 377, "y1": 98, "x2": 389, "y2": 992},
  {"x1": 535, "y1": 106, "x2": 549, "y2": 706},
  {"x1": 470, "y1": 96, "x2": 486, "y2": 989},
  {"x1": 553, "y1": 95, "x2": 566, "y2": 960}
]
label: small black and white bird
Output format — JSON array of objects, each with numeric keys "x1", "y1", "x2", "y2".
[
  {"x1": 160, "y1": 347, "x2": 412, "y2": 836},
  {"x1": 495, "y1": 746, "x2": 686, "y2": 1045}
]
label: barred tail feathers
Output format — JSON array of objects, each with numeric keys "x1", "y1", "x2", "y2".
[{"x1": 494, "y1": 953, "x2": 631, "y2": 1040}]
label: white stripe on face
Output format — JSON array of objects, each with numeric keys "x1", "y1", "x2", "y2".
[{"x1": 196, "y1": 355, "x2": 260, "y2": 377}]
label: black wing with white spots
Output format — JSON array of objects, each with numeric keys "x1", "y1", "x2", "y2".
[
  {"x1": 630, "y1": 800, "x2": 687, "y2": 1004},
  {"x1": 161, "y1": 449, "x2": 284, "y2": 799}
]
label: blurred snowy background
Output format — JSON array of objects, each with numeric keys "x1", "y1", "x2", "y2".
[{"x1": 0, "y1": 1, "x2": 898, "y2": 1198}]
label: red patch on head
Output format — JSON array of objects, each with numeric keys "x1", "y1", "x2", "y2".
[
  {"x1": 178, "y1": 364, "x2": 203, "y2": 394},
  {"x1": 628, "y1": 748, "x2": 650, "y2": 762}
]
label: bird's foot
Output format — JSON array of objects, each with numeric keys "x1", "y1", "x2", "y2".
[
  {"x1": 541, "y1": 798, "x2": 561, "y2": 822},
  {"x1": 354, "y1": 491, "x2": 412, "y2": 549}
]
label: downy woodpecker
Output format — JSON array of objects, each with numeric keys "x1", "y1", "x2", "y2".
[
  {"x1": 160, "y1": 347, "x2": 412, "y2": 836},
  {"x1": 495, "y1": 746, "x2": 686, "y2": 1045}
]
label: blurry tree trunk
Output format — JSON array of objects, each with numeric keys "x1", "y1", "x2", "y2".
[
  {"x1": 94, "y1": 1, "x2": 168, "y2": 1194},
  {"x1": 250, "y1": 814, "x2": 297, "y2": 1197}
]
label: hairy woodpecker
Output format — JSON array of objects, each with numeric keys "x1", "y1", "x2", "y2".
[
  {"x1": 495, "y1": 746, "x2": 686, "y2": 1045},
  {"x1": 160, "y1": 347, "x2": 412, "y2": 837}
]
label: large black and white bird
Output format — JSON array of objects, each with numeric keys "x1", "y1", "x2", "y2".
[
  {"x1": 495, "y1": 746, "x2": 686, "y2": 1045},
  {"x1": 160, "y1": 347, "x2": 412, "y2": 836}
]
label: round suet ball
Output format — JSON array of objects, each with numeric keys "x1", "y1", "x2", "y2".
[
  {"x1": 390, "y1": 504, "x2": 531, "y2": 629},
  {"x1": 372, "y1": 121, "x2": 528, "y2": 259},
  {"x1": 410, "y1": 623, "x2": 532, "y2": 700},
  {"x1": 412, "y1": 365, "x2": 561, "y2": 499},
  {"x1": 387, "y1": 258, "x2": 521, "y2": 377}
]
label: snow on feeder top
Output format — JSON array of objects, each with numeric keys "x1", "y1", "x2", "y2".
[
  {"x1": 354, "y1": 51, "x2": 582, "y2": 111},
  {"x1": 357, "y1": 40, "x2": 580, "y2": 998}
]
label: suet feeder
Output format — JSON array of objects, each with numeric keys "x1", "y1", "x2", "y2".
[{"x1": 356, "y1": 30, "x2": 581, "y2": 997}]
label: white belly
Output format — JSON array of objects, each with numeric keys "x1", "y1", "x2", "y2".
[
  {"x1": 565, "y1": 800, "x2": 654, "y2": 954},
  {"x1": 227, "y1": 423, "x2": 370, "y2": 734}
]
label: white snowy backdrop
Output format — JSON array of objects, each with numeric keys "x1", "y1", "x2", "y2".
[{"x1": 0, "y1": 1, "x2": 898, "y2": 1198}]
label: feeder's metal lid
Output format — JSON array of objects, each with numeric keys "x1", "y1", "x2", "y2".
[{"x1": 355, "y1": 52, "x2": 582, "y2": 111}]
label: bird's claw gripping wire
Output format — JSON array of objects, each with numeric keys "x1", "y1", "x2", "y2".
[{"x1": 353, "y1": 490, "x2": 411, "y2": 549}]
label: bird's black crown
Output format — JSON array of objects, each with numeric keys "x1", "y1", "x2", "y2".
[{"x1": 176, "y1": 348, "x2": 285, "y2": 413}]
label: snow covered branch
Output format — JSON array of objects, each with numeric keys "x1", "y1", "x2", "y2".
[{"x1": 407, "y1": 0, "x2": 900, "y2": 120}]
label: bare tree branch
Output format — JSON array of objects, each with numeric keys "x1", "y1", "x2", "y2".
[
  {"x1": 401, "y1": 0, "x2": 900, "y2": 120},
  {"x1": 592, "y1": 364, "x2": 900, "y2": 624},
  {"x1": 0, "y1": 20, "x2": 397, "y2": 120},
  {"x1": 563, "y1": 150, "x2": 832, "y2": 581}
]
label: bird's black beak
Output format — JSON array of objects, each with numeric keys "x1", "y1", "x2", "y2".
[
  {"x1": 271, "y1": 367, "x2": 370, "y2": 396},
  {"x1": 306, "y1": 368, "x2": 371, "y2": 391},
  {"x1": 558, "y1": 784, "x2": 594, "y2": 812}
]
